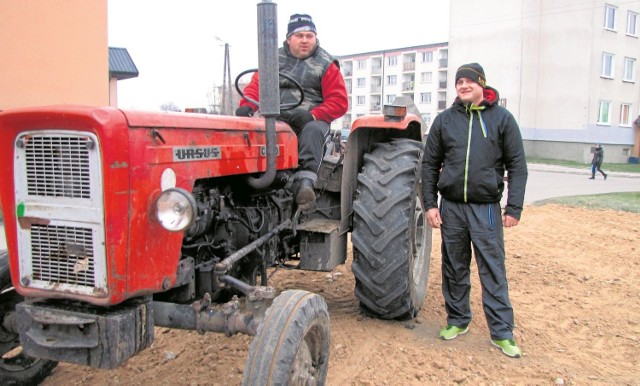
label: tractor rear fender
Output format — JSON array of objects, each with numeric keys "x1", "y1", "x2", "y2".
[{"x1": 339, "y1": 97, "x2": 428, "y2": 234}]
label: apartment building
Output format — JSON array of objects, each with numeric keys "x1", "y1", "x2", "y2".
[
  {"x1": 335, "y1": 2, "x2": 639, "y2": 163},
  {"x1": 335, "y1": 43, "x2": 449, "y2": 132},
  {"x1": 449, "y1": 0, "x2": 640, "y2": 163}
]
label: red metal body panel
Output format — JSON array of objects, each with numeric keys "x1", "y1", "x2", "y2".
[
  {"x1": 0, "y1": 106, "x2": 298, "y2": 305},
  {"x1": 0, "y1": 106, "x2": 131, "y2": 305},
  {"x1": 350, "y1": 113, "x2": 423, "y2": 131},
  {"x1": 122, "y1": 110, "x2": 297, "y2": 300},
  {"x1": 339, "y1": 113, "x2": 425, "y2": 235}
]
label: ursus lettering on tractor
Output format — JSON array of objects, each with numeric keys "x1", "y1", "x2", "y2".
[{"x1": 0, "y1": 1, "x2": 431, "y2": 384}]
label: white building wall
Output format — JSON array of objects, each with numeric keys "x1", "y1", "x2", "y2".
[
  {"x1": 449, "y1": 0, "x2": 640, "y2": 162},
  {"x1": 335, "y1": 1, "x2": 638, "y2": 161}
]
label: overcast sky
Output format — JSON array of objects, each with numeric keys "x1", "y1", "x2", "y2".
[{"x1": 108, "y1": 0, "x2": 450, "y2": 111}]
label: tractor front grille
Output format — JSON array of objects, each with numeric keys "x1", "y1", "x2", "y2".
[
  {"x1": 14, "y1": 131, "x2": 107, "y2": 296},
  {"x1": 24, "y1": 135, "x2": 92, "y2": 199},
  {"x1": 30, "y1": 224, "x2": 96, "y2": 287}
]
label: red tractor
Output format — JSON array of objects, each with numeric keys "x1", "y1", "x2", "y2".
[{"x1": 0, "y1": 2, "x2": 431, "y2": 384}]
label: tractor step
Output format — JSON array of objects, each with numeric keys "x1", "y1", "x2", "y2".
[{"x1": 296, "y1": 219, "x2": 346, "y2": 271}]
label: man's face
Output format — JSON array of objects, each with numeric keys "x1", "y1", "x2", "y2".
[
  {"x1": 287, "y1": 32, "x2": 317, "y2": 59},
  {"x1": 455, "y1": 78, "x2": 484, "y2": 105}
]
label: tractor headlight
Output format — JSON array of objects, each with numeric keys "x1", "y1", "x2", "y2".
[{"x1": 155, "y1": 188, "x2": 196, "y2": 232}]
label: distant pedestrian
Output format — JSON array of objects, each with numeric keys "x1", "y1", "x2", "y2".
[
  {"x1": 589, "y1": 144, "x2": 607, "y2": 180},
  {"x1": 332, "y1": 130, "x2": 342, "y2": 156}
]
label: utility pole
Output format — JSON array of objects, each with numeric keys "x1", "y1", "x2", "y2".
[{"x1": 220, "y1": 41, "x2": 233, "y2": 116}]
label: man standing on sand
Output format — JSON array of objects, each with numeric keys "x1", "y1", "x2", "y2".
[{"x1": 421, "y1": 63, "x2": 528, "y2": 358}]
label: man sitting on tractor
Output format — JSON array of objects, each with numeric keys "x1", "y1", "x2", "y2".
[{"x1": 236, "y1": 13, "x2": 348, "y2": 211}]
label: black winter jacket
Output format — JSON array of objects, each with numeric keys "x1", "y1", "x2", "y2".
[
  {"x1": 591, "y1": 147, "x2": 603, "y2": 167},
  {"x1": 421, "y1": 86, "x2": 528, "y2": 220}
]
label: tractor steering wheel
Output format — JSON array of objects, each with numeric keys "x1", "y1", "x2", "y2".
[{"x1": 234, "y1": 69, "x2": 305, "y2": 112}]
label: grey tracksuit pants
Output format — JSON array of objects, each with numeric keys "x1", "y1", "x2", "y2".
[{"x1": 439, "y1": 198, "x2": 515, "y2": 340}]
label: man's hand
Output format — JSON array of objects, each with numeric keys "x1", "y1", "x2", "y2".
[
  {"x1": 287, "y1": 109, "x2": 314, "y2": 131},
  {"x1": 503, "y1": 214, "x2": 519, "y2": 228},
  {"x1": 235, "y1": 106, "x2": 254, "y2": 117},
  {"x1": 426, "y1": 208, "x2": 442, "y2": 229}
]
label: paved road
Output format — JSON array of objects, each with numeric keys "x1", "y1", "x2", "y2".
[
  {"x1": 1, "y1": 164, "x2": 639, "y2": 250},
  {"x1": 522, "y1": 163, "x2": 640, "y2": 204}
]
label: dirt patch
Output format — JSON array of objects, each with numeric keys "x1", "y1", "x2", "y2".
[{"x1": 41, "y1": 204, "x2": 640, "y2": 385}]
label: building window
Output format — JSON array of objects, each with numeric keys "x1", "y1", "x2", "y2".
[
  {"x1": 357, "y1": 78, "x2": 366, "y2": 88},
  {"x1": 356, "y1": 96, "x2": 366, "y2": 105},
  {"x1": 604, "y1": 4, "x2": 617, "y2": 30},
  {"x1": 439, "y1": 50, "x2": 449, "y2": 67},
  {"x1": 386, "y1": 94, "x2": 396, "y2": 104},
  {"x1": 342, "y1": 114, "x2": 351, "y2": 128},
  {"x1": 601, "y1": 52, "x2": 614, "y2": 78},
  {"x1": 623, "y1": 57, "x2": 635, "y2": 82},
  {"x1": 597, "y1": 100, "x2": 612, "y2": 124},
  {"x1": 357, "y1": 59, "x2": 366, "y2": 69},
  {"x1": 420, "y1": 92, "x2": 432, "y2": 104},
  {"x1": 388, "y1": 56, "x2": 398, "y2": 66},
  {"x1": 421, "y1": 113, "x2": 432, "y2": 127},
  {"x1": 421, "y1": 52, "x2": 433, "y2": 63},
  {"x1": 620, "y1": 104, "x2": 632, "y2": 126},
  {"x1": 386, "y1": 75, "x2": 397, "y2": 85},
  {"x1": 342, "y1": 61, "x2": 353, "y2": 77},
  {"x1": 421, "y1": 72, "x2": 433, "y2": 83},
  {"x1": 627, "y1": 11, "x2": 638, "y2": 36}
]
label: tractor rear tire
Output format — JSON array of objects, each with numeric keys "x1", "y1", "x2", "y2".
[
  {"x1": 242, "y1": 289, "x2": 330, "y2": 386},
  {"x1": 351, "y1": 138, "x2": 431, "y2": 320},
  {"x1": 0, "y1": 250, "x2": 58, "y2": 386}
]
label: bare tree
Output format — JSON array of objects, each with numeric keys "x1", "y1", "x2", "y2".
[
  {"x1": 207, "y1": 85, "x2": 221, "y2": 115},
  {"x1": 160, "y1": 102, "x2": 181, "y2": 112}
]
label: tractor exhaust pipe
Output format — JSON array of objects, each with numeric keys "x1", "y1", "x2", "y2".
[{"x1": 247, "y1": 0, "x2": 279, "y2": 189}]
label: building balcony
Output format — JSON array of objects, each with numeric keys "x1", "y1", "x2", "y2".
[
  {"x1": 344, "y1": 70, "x2": 353, "y2": 77},
  {"x1": 371, "y1": 66, "x2": 382, "y2": 75},
  {"x1": 438, "y1": 100, "x2": 447, "y2": 110},
  {"x1": 402, "y1": 81, "x2": 415, "y2": 91},
  {"x1": 439, "y1": 81, "x2": 447, "y2": 89},
  {"x1": 403, "y1": 62, "x2": 416, "y2": 72},
  {"x1": 370, "y1": 104, "x2": 381, "y2": 112},
  {"x1": 370, "y1": 84, "x2": 382, "y2": 93},
  {"x1": 439, "y1": 58, "x2": 448, "y2": 68}
]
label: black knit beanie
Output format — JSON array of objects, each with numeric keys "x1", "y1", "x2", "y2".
[
  {"x1": 455, "y1": 63, "x2": 487, "y2": 88},
  {"x1": 287, "y1": 14, "x2": 317, "y2": 38}
]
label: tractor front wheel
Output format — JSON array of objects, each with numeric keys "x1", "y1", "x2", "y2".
[
  {"x1": 1, "y1": 251, "x2": 58, "y2": 386},
  {"x1": 242, "y1": 289, "x2": 330, "y2": 386}
]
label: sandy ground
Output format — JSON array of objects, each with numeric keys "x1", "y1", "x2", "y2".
[{"x1": 40, "y1": 204, "x2": 640, "y2": 386}]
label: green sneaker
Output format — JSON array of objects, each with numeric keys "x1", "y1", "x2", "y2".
[
  {"x1": 438, "y1": 325, "x2": 469, "y2": 340},
  {"x1": 491, "y1": 339, "x2": 522, "y2": 358}
]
